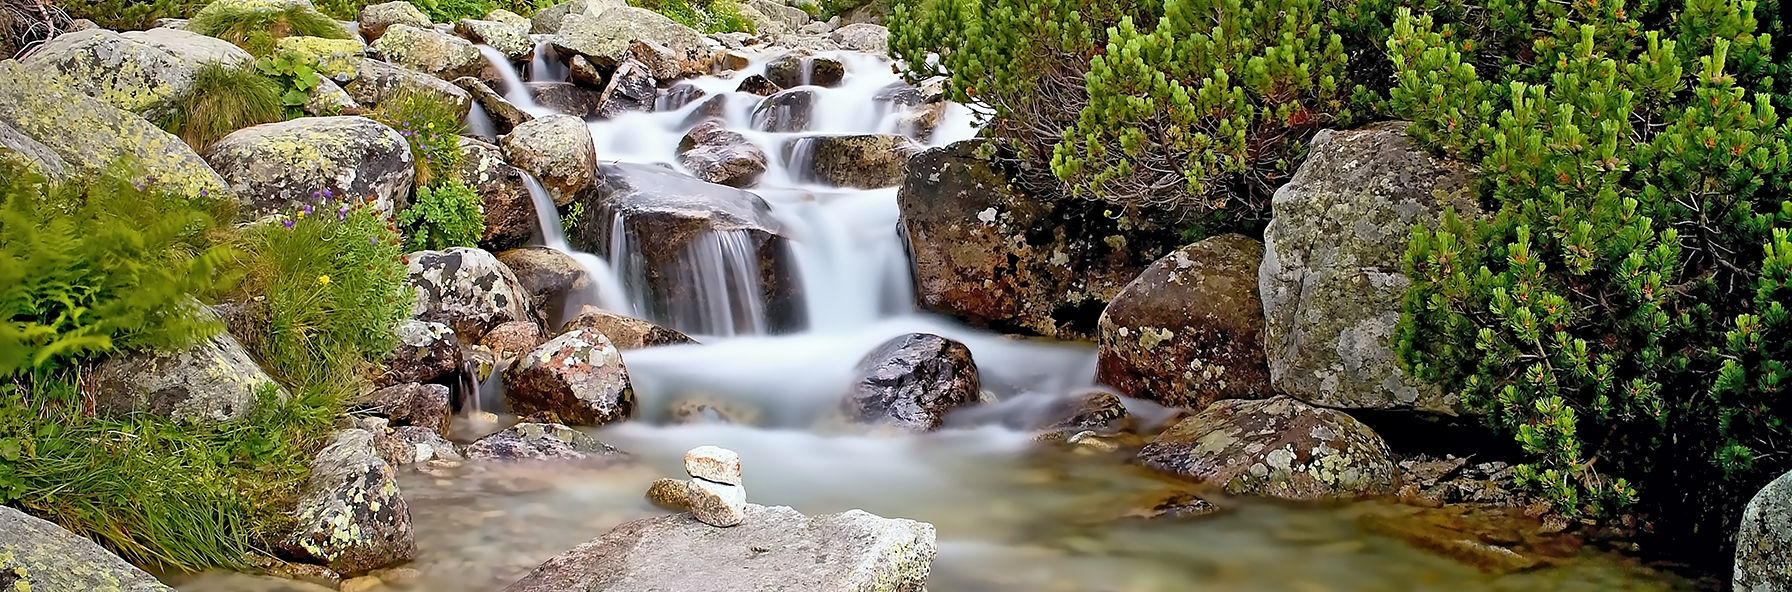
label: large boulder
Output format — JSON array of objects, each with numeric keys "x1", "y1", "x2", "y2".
[
  {"x1": 1738, "y1": 470, "x2": 1792, "y2": 591},
  {"x1": 276, "y1": 35, "x2": 368, "y2": 81},
  {"x1": 454, "y1": 137, "x2": 537, "y2": 251},
  {"x1": 830, "y1": 23, "x2": 888, "y2": 53},
  {"x1": 502, "y1": 505, "x2": 935, "y2": 592},
  {"x1": 0, "y1": 120, "x2": 70, "y2": 181},
  {"x1": 371, "y1": 24, "x2": 485, "y2": 81},
  {"x1": 466, "y1": 421, "x2": 629, "y2": 461},
  {"x1": 0, "y1": 506, "x2": 176, "y2": 592},
  {"x1": 1135, "y1": 395, "x2": 1399, "y2": 501},
  {"x1": 89, "y1": 325, "x2": 286, "y2": 423},
  {"x1": 282, "y1": 429, "x2": 415, "y2": 575},
  {"x1": 561, "y1": 305, "x2": 696, "y2": 349},
  {"x1": 567, "y1": 163, "x2": 806, "y2": 334},
  {"x1": 497, "y1": 246, "x2": 588, "y2": 310},
  {"x1": 678, "y1": 118, "x2": 768, "y2": 188},
  {"x1": 500, "y1": 114, "x2": 596, "y2": 207},
  {"x1": 793, "y1": 134, "x2": 920, "y2": 189},
  {"x1": 406, "y1": 247, "x2": 538, "y2": 340},
  {"x1": 844, "y1": 333, "x2": 979, "y2": 432},
  {"x1": 19, "y1": 28, "x2": 254, "y2": 121},
  {"x1": 530, "y1": 0, "x2": 627, "y2": 34},
  {"x1": 456, "y1": 16, "x2": 533, "y2": 60},
  {"x1": 743, "y1": 0, "x2": 810, "y2": 31},
  {"x1": 344, "y1": 57, "x2": 474, "y2": 119},
  {"x1": 1097, "y1": 234, "x2": 1270, "y2": 409},
  {"x1": 897, "y1": 140, "x2": 1181, "y2": 340},
  {"x1": 358, "y1": 1, "x2": 432, "y2": 42},
  {"x1": 0, "y1": 61, "x2": 229, "y2": 199},
  {"x1": 551, "y1": 7, "x2": 702, "y2": 68},
  {"x1": 205, "y1": 116, "x2": 415, "y2": 219},
  {"x1": 1260, "y1": 121, "x2": 1477, "y2": 414},
  {"x1": 841, "y1": 0, "x2": 893, "y2": 24},
  {"x1": 504, "y1": 329, "x2": 635, "y2": 425},
  {"x1": 381, "y1": 319, "x2": 460, "y2": 385}
]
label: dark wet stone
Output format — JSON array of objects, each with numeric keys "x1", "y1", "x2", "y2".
[
  {"x1": 750, "y1": 88, "x2": 813, "y2": 132},
  {"x1": 466, "y1": 422, "x2": 629, "y2": 462},
  {"x1": 844, "y1": 333, "x2": 980, "y2": 432}
]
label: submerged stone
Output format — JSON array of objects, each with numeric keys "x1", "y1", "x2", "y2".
[
  {"x1": 1136, "y1": 395, "x2": 1399, "y2": 501},
  {"x1": 466, "y1": 422, "x2": 629, "y2": 462}
]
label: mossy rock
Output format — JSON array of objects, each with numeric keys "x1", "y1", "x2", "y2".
[
  {"x1": 370, "y1": 24, "x2": 485, "y2": 81},
  {"x1": 0, "y1": 506, "x2": 176, "y2": 592},
  {"x1": 20, "y1": 28, "x2": 254, "y2": 121},
  {"x1": 276, "y1": 35, "x2": 368, "y2": 81},
  {"x1": 203, "y1": 115, "x2": 415, "y2": 220}
]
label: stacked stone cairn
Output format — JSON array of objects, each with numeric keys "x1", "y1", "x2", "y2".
[{"x1": 648, "y1": 445, "x2": 748, "y2": 527}]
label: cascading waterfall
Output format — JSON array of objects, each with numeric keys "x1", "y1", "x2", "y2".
[
  {"x1": 521, "y1": 174, "x2": 633, "y2": 325},
  {"x1": 527, "y1": 36, "x2": 568, "y2": 85},
  {"x1": 477, "y1": 45, "x2": 553, "y2": 117}
]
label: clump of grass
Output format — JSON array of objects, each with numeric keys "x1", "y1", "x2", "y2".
[
  {"x1": 627, "y1": 0, "x2": 755, "y2": 34},
  {"x1": 160, "y1": 64, "x2": 287, "y2": 152},
  {"x1": 399, "y1": 179, "x2": 485, "y2": 251},
  {"x1": 187, "y1": 0, "x2": 352, "y2": 56},
  {"x1": 368, "y1": 89, "x2": 466, "y2": 187},
  {"x1": 53, "y1": 0, "x2": 207, "y2": 31}
]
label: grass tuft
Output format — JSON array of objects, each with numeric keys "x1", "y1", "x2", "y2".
[
  {"x1": 160, "y1": 64, "x2": 287, "y2": 153},
  {"x1": 188, "y1": 1, "x2": 352, "y2": 56}
]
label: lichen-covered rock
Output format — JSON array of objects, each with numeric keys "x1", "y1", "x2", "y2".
[
  {"x1": 406, "y1": 247, "x2": 537, "y2": 339},
  {"x1": 88, "y1": 325, "x2": 284, "y2": 423},
  {"x1": 596, "y1": 59, "x2": 656, "y2": 118},
  {"x1": 627, "y1": 39, "x2": 685, "y2": 82},
  {"x1": 504, "y1": 330, "x2": 634, "y2": 425},
  {"x1": 455, "y1": 16, "x2": 533, "y2": 60},
  {"x1": 481, "y1": 319, "x2": 548, "y2": 361},
  {"x1": 20, "y1": 28, "x2": 253, "y2": 120},
  {"x1": 206, "y1": 116, "x2": 414, "y2": 219},
  {"x1": 530, "y1": 0, "x2": 627, "y2": 34},
  {"x1": 734, "y1": 3, "x2": 791, "y2": 36},
  {"x1": 382, "y1": 319, "x2": 460, "y2": 385},
  {"x1": 497, "y1": 246, "x2": 587, "y2": 310},
  {"x1": 1135, "y1": 395, "x2": 1399, "y2": 501},
  {"x1": 844, "y1": 333, "x2": 979, "y2": 432},
  {"x1": 305, "y1": 76, "x2": 363, "y2": 116},
  {"x1": 763, "y1": 53, "x2": 843, "y2": 89},
  {"x1": 744, "y1": 0, "x2": 810, "y2": 31},
  {"x1": 1098, "y1": 234, "x2": 1270, "y2": 409},
  {"x1": 561, "y1": 305, "x2": 696, "y2": 350},
  {"x1": 500, "y1": 114, "x2": 596, "y2": 206},
  {"x1": 360, "y1": 382, "x2": 452, "y2": 435},
  {"x1": 371, "y1": 24, "x2": 484, "y2": 81},
  {"x1": 465, "y1": 422, "x2": 628, "y2": 461},
  {"x1": 750, "y1": 88, "x2": 814, "y2": 132},
  {"x1": 1261, "y1": 122, "x2": 1477, "y2": 414},
  {"x1": 359, "y1": 1, "x2": 431, "y2": 42},
  {"x1": 1737, "y1": 469, "x2": 1792, "y2": 591},
  {"x1": 897, "y1": 140, "x2": 1182, "y2": 340},
  {"x1": 283, "y1": 429, "x2": 415, "y2": 575},
  {"x1": 0, "y1": 505, "x2": 177, "y2": 592},
  {"x1": 646, "y1": 477, "x2": 691, "y2": 511},
  {"x1": 551, "y1": 6, "x2": 702, "y2": 68},
  {"x1": 0, "y1": 61, "x2": 230, "y2": 199},
  {"x1": 389, "y1": 425, "x2": 464, "y2": 465},
  {"x1": 793, "y1": 134, "x2": 920, "y2": 189},
  {"x1": 0, "y1": 119, "x2": 70, "y2": 181},
  {"x1": 277, "y1": 35, "x2": 367, "y2": 81},
  {"x1": 830, "y1": 23, "x2": 888, "y2": 53},
  {"x1": 678, "y1": 118, "x2": 768, "y2": 188},
  {"x1": 502, "y1": 505, "x2": 935, "y2": 592},
  {"x1": 345, "y1": 57, "x2": 473, "y2": 118},
  {"x1": 453, "y1": 137, "x2": 536, "y2": 250}
]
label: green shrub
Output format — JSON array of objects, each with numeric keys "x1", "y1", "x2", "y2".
[
  {"x1": 369, "y1": 89, "x2": 467, "y2": 188},
  {"x1": 1389, "y1": 0, "x2": 1791, "y2": 546},
  {"x1": 188, "y1": 0, "x2": 352, "y2": 56},
  {"x1": 413, "y1": 0, "x2": 495, "y2": 21},
  {"x1": 399, "y1": 179, "x2": 485, "y2": 251},
  {"x1": 55, "y1": 0, "x2": 209, "y2": 31},
  {"x1": 160, "y1": 64, "x2": 287, "y2": 152},
  {"x1": 254, "y1": 49, "x2": 330, "y2": 118}
]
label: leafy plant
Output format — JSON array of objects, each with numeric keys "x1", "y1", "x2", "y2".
[
  {"x1": 160, "y1": 63, "x2": 287, "y2": 152},
  {"x1": 187, "y1": 0, "x2": 352, "y2": 56},
  {"x1": 369, "y1": 89, "x2": 467, "y2": 187},
  {"x1": 412, "y1": 0, "x2": 495, "y2": 21},
  {"x1": 399, "y1": 179, "x2": 485, "y2": 251},
  {"x1": 255, "y1": 49, "x2": 326, "y2": 117},
  {"x1": 628, "y1": 0, "x2": 755, "y2": 34}
]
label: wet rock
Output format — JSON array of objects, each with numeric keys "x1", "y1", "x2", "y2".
[
  {"x1": 1135, "y1": 395, "x2": 1398, "y2": 501},
  {"x1": 481, "y1": 319, "x2": 548, "y2": 361},
  {"x1": 283, "y1": 429, "x2": 415, "y2": 575},
  {"x1": 20, "y1": 27, "x2": 253, "y2": 120},
  {"x1": 1097, "y1": 234, "x2": 1269, "y2": 409},
  {"x1": 750, "y1": 88, "x2": 814, "y2": 132},
  {"x1": 372, "y1": 24, "x2": 485, "y2": 81},
  {"x1": 406, "y1": 247, "x2": 537, "y2": 340},
  {"x1": 529, "y1": 81, "x2": 606, "y2": 118},
  {"x1": 686, "y1": 478, "x2": 748, "y2": 527},
  {"x1": 764, "y1": 53, "x2": 844, "y2": 88},
  {"x1": 0, "y1": 61, "x2": 229, "y2": 199},
  {"x1": 466, "y1": 422, "x2": 628, "y2": 461},
  {"x1": 567, "y1": 162, "x2": 806, "y2": 333},
  {"x1": 499, "y1": 247, "x2": 588, "y2": 310},
  {"x1": 736, "y1": 74, "x2": 782, "y2": 96},
  {"x1": 1261, "y1": 121, "x2": 1477, "y2": 414},
  {"x1": 276, "y1": 35, "x2": 367, "y2": 82},
  {"x1": 660, "y1": 82, "x2": 708, "y2": 110},
  {"x1": 1122, "y1": 489, "x2": 1223, "y2": 520},
  {"x1": 708, "y1": 31, "x2": 755, "y2": 50},
  {"x1": 685, "y1": 445, "x2": 743, "y2": 485},
  {"x1": 568, "y1": 54, "x2": 605, "y2": 88},
  {"x1": 360, "y1": 382, "x2": 452, "y2": 435},
  {"x1": 456, "y1": 16, "x2": 533, "y2": 60},
  {"x1": 205, "y1": 116, "x2": 414, "y2": 219},
  {"x1": 390, "y1": 425, "x2": 464, "y2": 465},
  {"x1": 1396, "y1": 456, "x2": 1522, "y2": 508},
  {"x1": 552, "y1": 6, "x2": 702, "y2": 68},
  {"x1": 897, "y1": 140, "x2": 1182, "y2": 340},
  {"x1": 874, "y1": 80, "x2": 946, "y2": 141},
  {"x1": 1737, "y1": 469, "x2": 1792, "y2": 591},
  {"x1": 597, "y1": 59, "x2": 657, "y2": 118},
  {"x1": 456, "y1": 77, "x2": 533, "y2": 135},
  {"x1": 668, "y1": 396, "x2": 756, "y2": 425},
  {"x1": 845, "y1": 333, "x2": 980, "y2": 432},
  {"x1": 627, "y1": 39, "x2": 685, "y2": 82},
  {"x1": 562, "y1": 305, "x2": 697, "y2": 349},
  {"x1": 0, "y1": 505, "x2": 177, "y2": 591},
  {"x1": 647, "y1": 478, "x2": 691, "y2": 511},
  {"x1": 501, "y1": 113, "x2": 597, "y2": 206},
  {"x1": 501, "y1": 505, "x2": 935, "y2": 592},
  {"x1": 345, "y1": 57, "x2": 474, "y2": 118},
  {"x1": 504, "y1": 329, "x2": 635, "y2": 425},
  {"x1": 830, "y1": 23, "x2": 888, "y2": 53},
  {"x1": 793, "y1": 134, "x2": 920, "y2": 189},
  {"x1": 1029, "y1": 390, "x2": 1132, "y2": 433},
  {"x1": 303, "y1": 77, "x2": 362, "y2": 116},
  {"x1": 359, "y1": 1, "x2": 431, "y2": 42},
  {"x1": 454, "y1": 137, "x2": 537, "y2": 251},
  {"x1": 678, "y1": 118, "x2": 768, "y2": 188},
  {"x1": 89, "y1": 319, "x2": 285, "y2": 423},
  {"x1": 254, "y1": 558, "x2": 343, "y2": 589},
  {"x1": 382, "y1": 320, "x2": 460, "y2": 385}
]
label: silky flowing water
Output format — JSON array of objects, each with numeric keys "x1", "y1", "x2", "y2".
[{"x1": 171, "y1": 46, "x2": 1699, "y2": 591}]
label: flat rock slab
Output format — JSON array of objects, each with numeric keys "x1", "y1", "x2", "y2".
[{"x1": 503, "y1": 505, "x2": 935, "y2": 592}]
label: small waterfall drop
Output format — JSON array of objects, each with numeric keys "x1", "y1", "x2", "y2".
[
  {"x1": 527, "y1": 36, "x2": 569, "y2": 84},
  {"x1": 521, "y1": 174, "x2": 632, "y2": 325},
  {"x1": 477, "y1": 44, "x2": 552, "y2": 117},
  {"x1": 464, "y1": 101, "x2": 497, "y2": 140}
]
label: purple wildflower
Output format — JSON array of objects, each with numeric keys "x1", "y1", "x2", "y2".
[
  {"x1": 283, "y1": 219, "x2": 295, "y2": 229},
  {"x1": 303, "y1": 204, "x2": 314, "y2": 215}
]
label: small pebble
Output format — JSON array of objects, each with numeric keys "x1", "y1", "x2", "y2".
[{"x1": 647, "y1": 477, "x2": 691, "y2": 511}]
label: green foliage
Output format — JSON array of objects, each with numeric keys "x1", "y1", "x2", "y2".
[
  {"x1": 0, "y1": 164, "x2": 235, "y2": 376},
  {"x1": 55, "y1": 0, "x2": 209, "y2": 31},
  {"x1": 160, "y1": 64, "x2": 287, "y2": 152},
  {"x1": 627, "y1": 0, "x2": 756, "y2": 34},
  {"x1": 255, "y1": 49, "x2": 328, "y2": 117},
  {"x1": 413, "y1": 0, "x2": 495, "y2": 21},
  {"x1": 1389, "y1": 0, "x2": 1792, "y2": 540},
  {"x1": 369, "y1": 89, "x2": 467, "y2": 187},
  {"x1": 399, "y1": 179, "x2": 485, "y2": 251},
  {"x1": 188, "y1": 0, "x2": 352, "y2": 56}
]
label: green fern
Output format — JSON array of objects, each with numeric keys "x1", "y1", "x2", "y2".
[{"x1": 399, "y1": 179, "x2": 486, "y2": 251}]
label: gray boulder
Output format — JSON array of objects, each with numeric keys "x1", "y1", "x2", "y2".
[
  {"x1": 0, "y1": 506, "x2": 175, "y2": 591},
  {"x1": 500, "y1": 114, "x2": 596, "y2": 207},
  {"x1": 371, "y1": 24, "x2": 485, "y2": 81},
  {"x1": 678, "y1": 118, "x2": 768, "y2": 188},
  {"x1": 498, "y1": 246, "x2": 588, "y2": 310},
  {"x1": 551, "y1": 6, "x2": 702, "y2": 68},
  {"x1": 382, "y1": 319, "x2": 460, "y2": 385},
  {"x1": 0, "y1": 119, "x2": 70, "y2": 181},
  {"x1": 502, "y1": 505, "x2": 934, "y2": 592},
  {"x1": 406, "y1": 247, "x2": 537, "y2": 340},
  {"x1": 344, "y1": 57, "x2": 474, "y2": 119},
  {"x1": 466, "y1": 421, "x2": 628, "y2": 461},
  {"x1": 282, "y1": 429, "x2": 415, "y2": 575},
  {"x1": 830, "y1": 23, "x2": 888, "y2": 53},
  {"x1": 359, "y1": 1, "x2": 432, "y2": 42},
  {"x1": 793, "y1": 134, "x2": 920, "y2": 189},
  {"x1": 89, "y1": 324, "x2": 286, "y2": 423},
  {"x1": 530, "y1": 0, "x2": 628, "y2": 34},
  {"x1": 20, "y1": 28, "x2": 253, "y2": 121},
  {"x1": 1260, "y1": 121, "x2": 1477, "y2": 414},
  {"x1": 205, "y1": 116, "x2": 415, "y2": 219},
  {"x1": 1737, "y1": 469, "x2": 1792, "y2": 591},
  {"x1": 1136, "y1": 395, "x2": 1399, "y2": 501},
  {"x1": 844, "y1": 333, "x2": 980, "y2": 432},
  {"x1": 456, "y1": 16, "x2": 533, "y2": 60},
  {"x1": 504, "y1": 330, "x2": 635, "y2": 425},
  {"x1": 743, "y1": 0, "x2": 809, "y2": 31}
]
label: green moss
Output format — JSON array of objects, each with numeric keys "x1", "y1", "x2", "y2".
[{"x1": 273, "y1": 36, "x2": 366, "y2": 80}]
